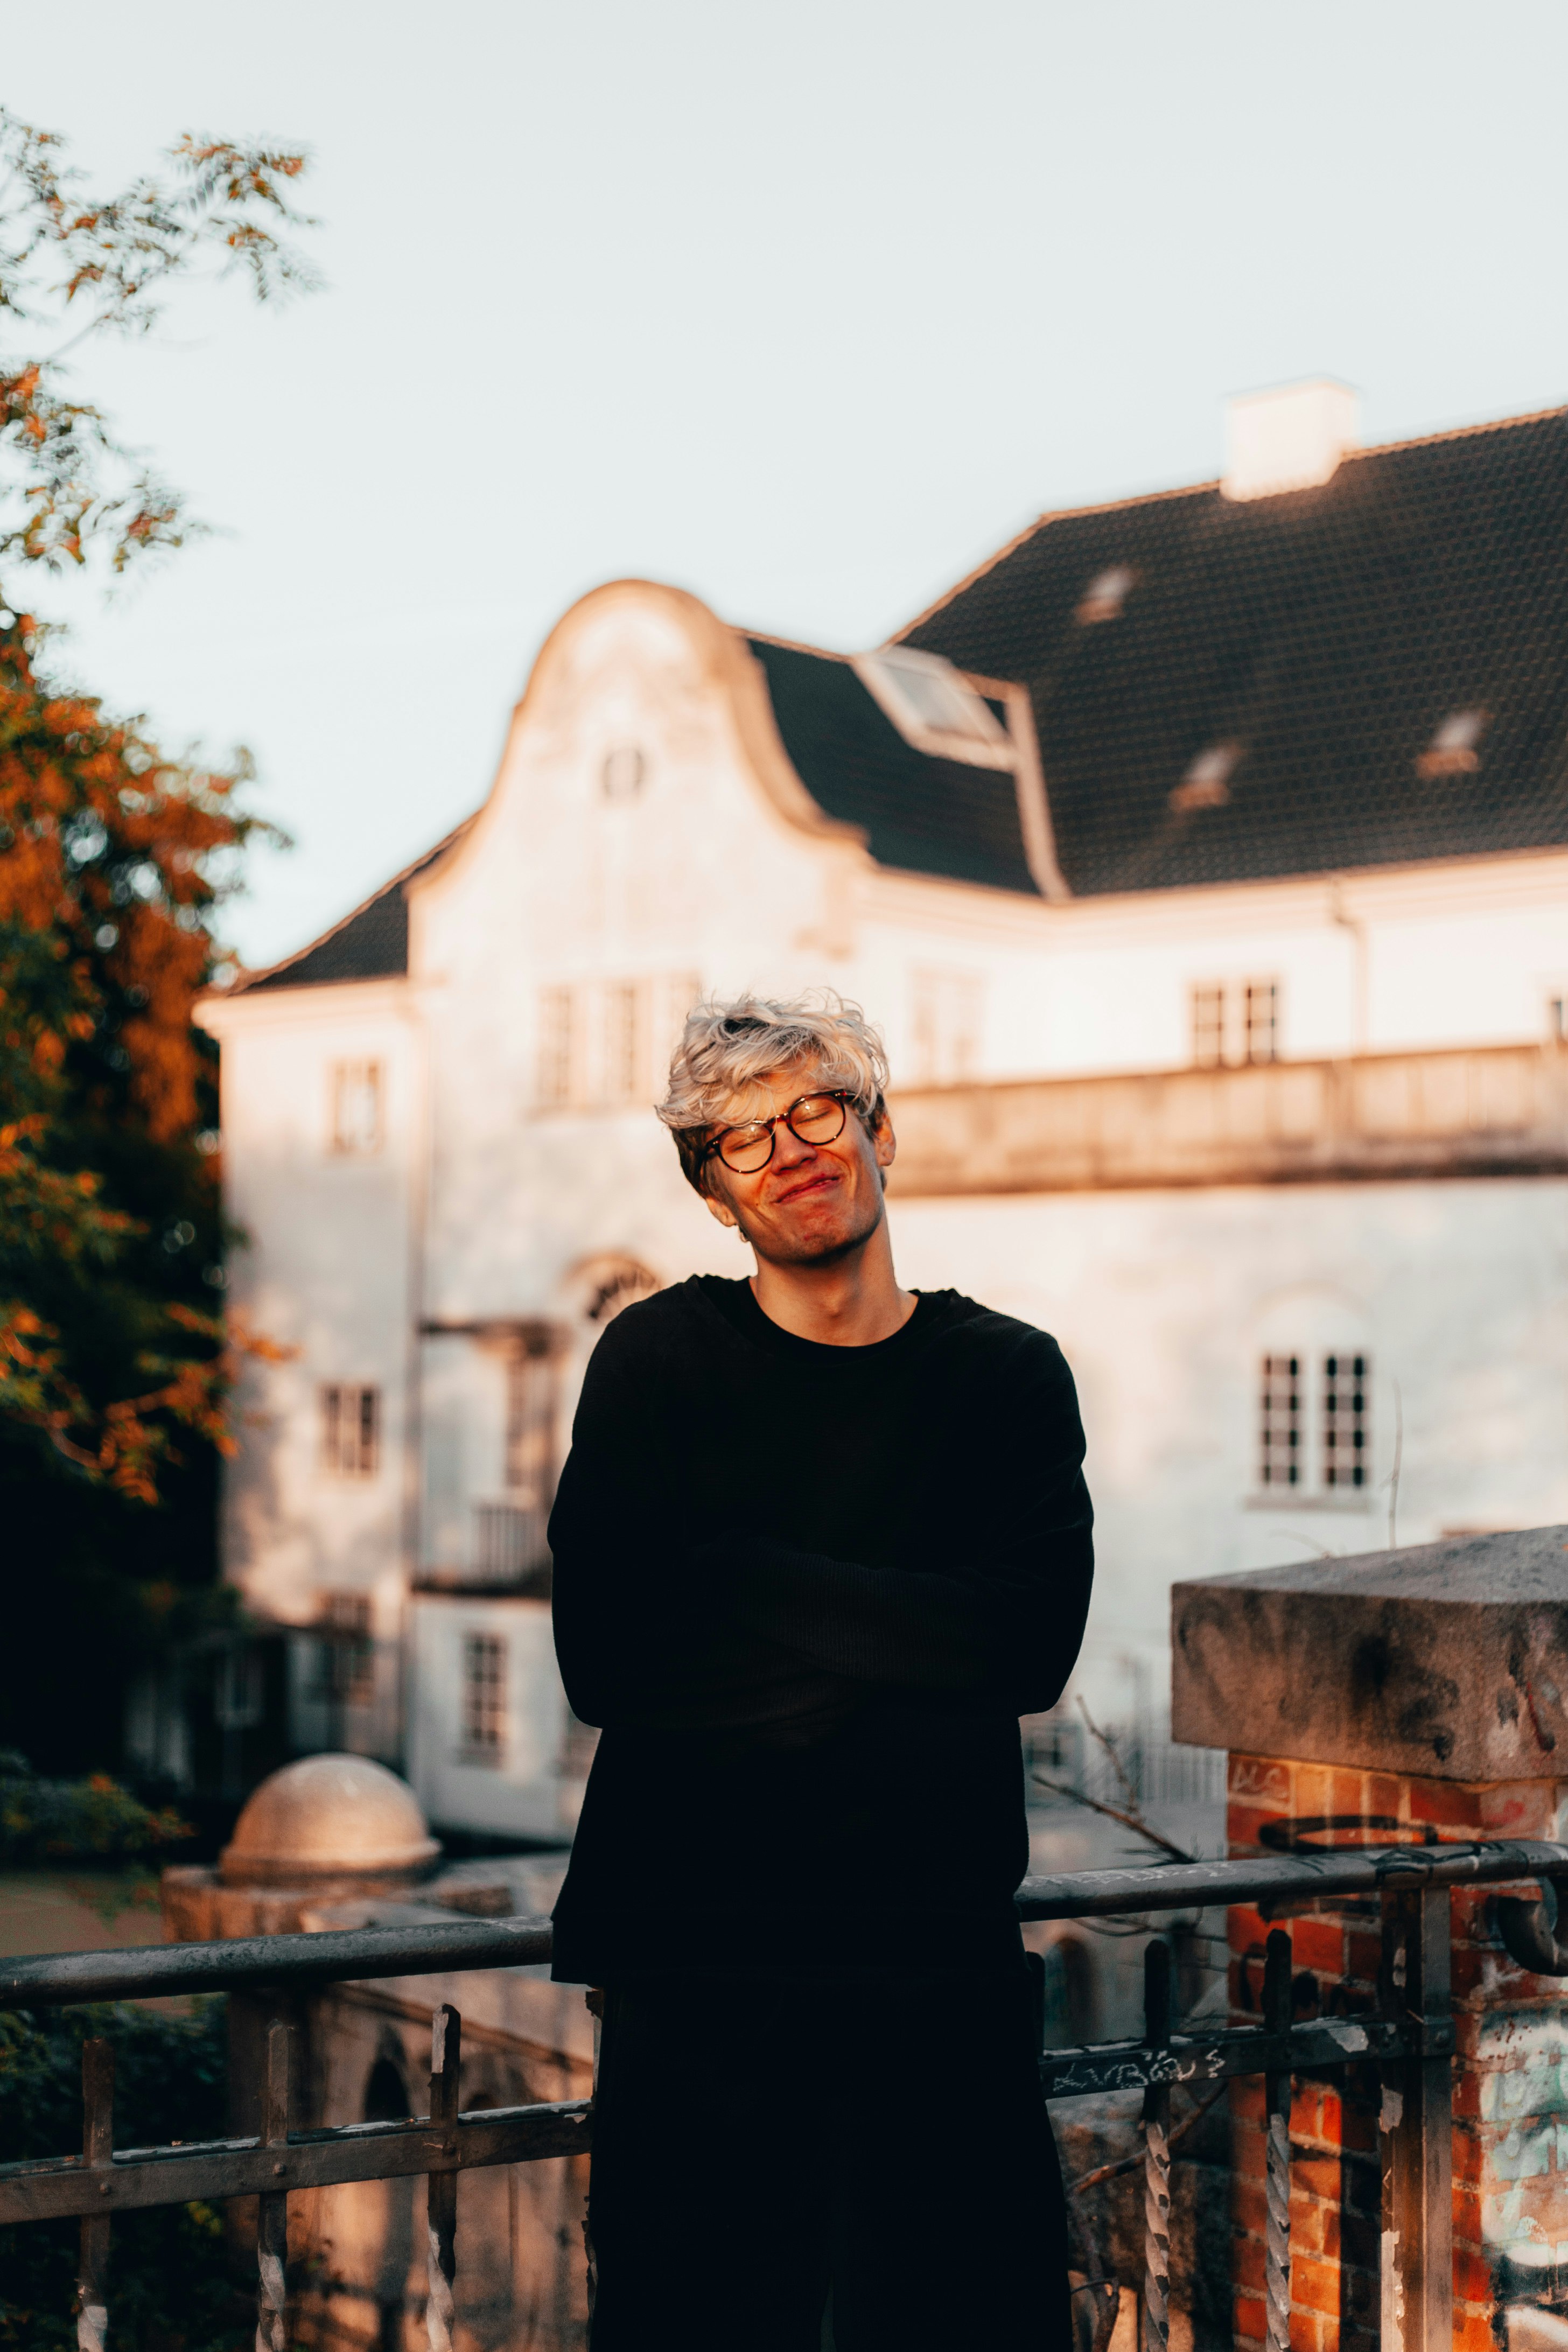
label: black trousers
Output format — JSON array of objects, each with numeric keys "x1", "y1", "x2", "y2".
[{"x1": 586, "y1": 1964, "x2": 1072, "y2": 2351}]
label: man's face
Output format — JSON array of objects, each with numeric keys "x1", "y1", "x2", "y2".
[{"x1": 701, "y1": 1061, "x2": 897, "y2": 1266}]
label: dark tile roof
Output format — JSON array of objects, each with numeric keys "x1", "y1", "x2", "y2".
[
  {"x1": 236, "y1": 828, "x2": 470, "y2": 993},
  {"x1": 899, "y1": 406, "x2": 1568, "y2": 897},
  {"x1": 745, "y1": 636, "x2": 1039, "y2": 896}
]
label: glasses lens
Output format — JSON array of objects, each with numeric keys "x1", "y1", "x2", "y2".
[
  {"x1": 788, "y1": 1095, "x2": 846, "y2": 1144},
  {"x1": 718, "y1": 1124, "x2": 774, "y2": 1173}
]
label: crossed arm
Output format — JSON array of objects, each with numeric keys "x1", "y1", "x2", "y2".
[{"x1": 549, "y1": 1329, "x2": 1094, "y2": 1736}]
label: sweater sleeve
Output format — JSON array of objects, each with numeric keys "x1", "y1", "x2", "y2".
[{"x1": 697, "y1": 1333, "x2": 1093, "y2": 1714}]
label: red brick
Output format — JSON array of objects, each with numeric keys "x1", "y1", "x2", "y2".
[
  {"x1": 1291, "y1": 2082, "x2": 1323, "y2": 2139},
  {"x1": 1409, "y1": 1780, "x2": 1483, "y2": 1830},
  {"x1": 1234, "y1": 2125, "x2": 1266, "y2": 2181},
  {"x1": 1234, "y1": 2235, "x2": 1266, "y2": 2291},
  {"x1": 1235, "y1": 2294, "x2": 1268, "y2": 2344},
  {"x1": 1229, "y1": 1801, "x2": 1286, "y2": 1852},
  {"x1": 1294, "y1": 2154, "x2": 1343, "y2": 2201},
  {"x1": 1453, "y1": 2068, "x2": 1484, "y2": 2120},
  {"x1": 1291, "y1": 2197, "x2": 1326, "y2": 2256},
  {"x1": 1232, "y1": 2180, "x2": 1268, "y2": 2236},
  {"x1": 1231, "y1": 2076, "x2": 1266, "y2": 2123},
  {"x1": 1229, "y1": 1904, "x2": 1270, "y2": 1953},
  {"x1": 1367, "y1": 1774, "x2": 1403, "y2": 1821},
  {"x1": 1451, "y1": 1945, "x2": 1503, "y2": 2001},
  {"x1": 1453, "y1": 2247, "x2": 1494, "y2": 2306},
  {"x1": 1288, "y1": 2311, "x2": 1326, "y2": 2352},
  {"x1": 1452, "y1": 2129, "x2": 1484, "y2": 2185},
  {"x1": 1454, "y1": 2311, "x2": 1501, "y2": 2352},
  {"x1": 1329, "y1": 1768, "x2": 1368, "y2": 1820},
  {"x1": 1291, "y1": 1916, "x2": 1348, "y2": 1974},
  {"x1": 1344, "y1": 1930, "x2": 1382, "y2": 1985},
  {"x1": 1293, "y1": 2256, "x2": 1341, "y2": 2318}
]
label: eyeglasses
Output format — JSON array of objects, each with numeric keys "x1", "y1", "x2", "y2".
[{"x1": 703, "y1": 1090, "x2": 853, "y2": 1176}]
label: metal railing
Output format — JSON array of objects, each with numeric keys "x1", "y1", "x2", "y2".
[{"x1": 3, "y1": 1838, "x2": 1566, "y2": 2352}]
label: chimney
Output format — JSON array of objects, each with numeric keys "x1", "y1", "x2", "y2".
[{"x1": 1222, "y1": 378, "x2": 1359, "y2": 501}]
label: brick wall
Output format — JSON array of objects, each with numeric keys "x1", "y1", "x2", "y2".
[{"x1": 1227, "y1": 1752, "x2": 1568, "y2": 2352}]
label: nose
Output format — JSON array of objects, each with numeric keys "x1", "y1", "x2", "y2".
[{"x1": 769, "y1": 1118, "x2": 816, "y2": 1170}]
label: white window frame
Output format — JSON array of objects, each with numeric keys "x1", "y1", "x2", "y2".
[
  {"x1": 460, "y1": 1632, "x2": 508, "y2": 1763},
  {"x1": 330, "y1": 1060, "x2": 384, "y2": 1155},
  {"x1": 321, "y1": 1383, "x2": 380, "y2": 1478}
]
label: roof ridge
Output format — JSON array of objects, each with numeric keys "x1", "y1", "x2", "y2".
[
  {"x1": 228, "y1": 814, "x2": 477, "y2": 995},
  {"x1": 893, "y1": 398, "x2": 1568, "y2": 646},
  {"x1": 893, "y1": 477, "x2": 1219, "y2": 644},
  {"x1": 743, "y1": 626, "x2": 856, "y2": 663},
  {"x1": 1340, "y1": 396, "x2": 1568, "y2": 465}
]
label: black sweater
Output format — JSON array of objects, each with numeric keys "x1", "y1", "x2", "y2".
[{"x1": 547, "y1": 1276, "x2": 1094, "y2": 1980}]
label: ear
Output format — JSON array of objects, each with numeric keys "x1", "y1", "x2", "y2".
[
  {"x1": 872, "y1": 1111, "x2": 897, "y2": 1172},
  {"x1": 703, "y1": 1180, "x2": 739, "y2": 1230}
]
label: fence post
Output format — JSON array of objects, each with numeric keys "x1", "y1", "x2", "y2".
[
  {"x1": 1380, "y1": 1883, "x2": 1453, "y2": 2352},
  {"x1": 1142, "y1": 1940, "x2": 1171, "y2": 2352},
  {"x1": 256, "y1": 2018, "x2": 290, "y2": 2352},
  {"x1": 427, "y1": 2003, "x2": 461, "y2": 2352},
  {"x1": 76, "y1": 2037, "x2": 113, "y2": 2352},
  {"x1": 1261, "y1": 1927, "x2": 1292, "y2": 2352}
]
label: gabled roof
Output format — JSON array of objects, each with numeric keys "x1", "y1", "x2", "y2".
[
  {"x1": 898, "y1": 404, "x2": 1568, "y2": 897},
  {"x1": 234, "y1": 825, "x2": 471, "y2": 994},
  {"x1": 745, "y1": 636, "x2": 1038, "y2": 896}
]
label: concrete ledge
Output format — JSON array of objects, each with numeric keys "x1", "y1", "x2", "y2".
[{"x1": 1171, "y1": 1525, "x2": 1568, "y2": 1780}]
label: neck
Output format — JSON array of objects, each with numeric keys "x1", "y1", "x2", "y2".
[{"x1": 748, "y1": 1217, "x2": 916, "y2": 1347}]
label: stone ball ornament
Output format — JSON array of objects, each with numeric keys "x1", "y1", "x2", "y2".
[{"x1": 219, "y1": 1753, "x2": 440, "y2": 1886}]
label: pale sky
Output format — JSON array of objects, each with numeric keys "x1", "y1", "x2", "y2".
[{"x1": 11, "y1": 1, "x2": 1568, "y2": 967}]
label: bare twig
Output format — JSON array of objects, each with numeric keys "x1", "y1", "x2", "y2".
[
  {"x1": 1076, "y1": 1694, "x2": 1140, "y2": 1808},
  {"x1": 1032, "y1": 1772, "x2": 1195, "y2": 1866},
  {"x1": 1067, "y1": 2083, "x2": 1228, "y2": 2196}
]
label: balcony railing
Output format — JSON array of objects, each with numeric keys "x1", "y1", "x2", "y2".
[
  {"x1": 3, "y1": 1839, "x2": 1564, "y2": 2351},
  {"x1": 886, "y1": 1042, "x2": 1568, "y2": 1195}
]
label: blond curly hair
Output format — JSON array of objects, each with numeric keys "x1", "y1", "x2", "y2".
[{"x1": 657, "y1": 990, "x2": 890, "y2": 1194}]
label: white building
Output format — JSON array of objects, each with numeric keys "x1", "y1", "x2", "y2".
[{"x1": 198, "y1": 383, "x2": 1568, "y2": 1836}]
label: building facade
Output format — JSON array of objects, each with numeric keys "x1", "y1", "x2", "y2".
[{"x1": 195, "y1": 384, "x2": 1568, "y2": 1835}]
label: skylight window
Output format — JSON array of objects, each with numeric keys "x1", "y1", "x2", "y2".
[
  {"x1": 1416, "y1": 709, "x2": 1487, "y2": 780},
  {"x1": 1075, "y1": 564, "x2": 1136, "y2": 624},
  {"x1": 854, "y1": 645, "x2": 1014, "y2": 769},
  {"x1": 1170, "y1": 741, "x2": 1242, "y2": 812}
]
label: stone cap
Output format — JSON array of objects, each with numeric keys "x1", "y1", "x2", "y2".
[
  {"x1": 1171, "y1": 1524, "x2": 1568, "y2": 1782},
  {"x1": 220, "y1": 1754, "x2": 440, "y2": 1885}
]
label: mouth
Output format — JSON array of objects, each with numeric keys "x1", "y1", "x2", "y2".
[{"x1": 775, "y1": 1170, "x2": 841, "y2": 1204}]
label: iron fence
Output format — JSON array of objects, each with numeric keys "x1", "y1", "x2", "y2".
[{"x1": 3, "y1": 1838, "x2": 1567, "y2": 2351}]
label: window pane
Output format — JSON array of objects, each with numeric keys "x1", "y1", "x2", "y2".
[
  {"x1": 321, "y1": 1384, "x2": 379, "y2": 1476},
  {"x1": 1244, "y1": 981, "x2": 1279, "y2": 1066},
  {"x1": 537, "y1": 986, "x2": 575, "y2": 1107},
  {"x1": 1323, "y1": 1352, "x2": 1369, "y2": 1488},
  {"x1": 462, "y1": 1633, "x2": 507, "y2": 1758},
  {"x1": 1259, "y1": 1354, "x2": 1300, "y2": 1487},
  {"x1": 602, "y1": 982, "x2": 643, "y2": 1104},
  {"x1": 332, "y1": 1061, "x2": 383, "y2": 1153},
  {"x1": 1191, "y1": 984, "x2": 1226, "y2": 1068}
]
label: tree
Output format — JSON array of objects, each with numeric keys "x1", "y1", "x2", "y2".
[{"x1": 0, "y1": 113, "x2": 314, "y2": 1774}]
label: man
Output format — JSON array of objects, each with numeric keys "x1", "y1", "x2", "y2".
[{"x1": 549, "y1": 992, "x2": 1094, "y2": 2350}]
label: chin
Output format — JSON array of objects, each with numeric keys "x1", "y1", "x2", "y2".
[{"x1": 762, "y1": 1208, "x2": 879, "y2": 1264}]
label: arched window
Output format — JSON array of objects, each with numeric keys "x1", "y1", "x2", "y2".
[{"x1": 364, "y1": 2055, "x2": 410, "y2": 2124}]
